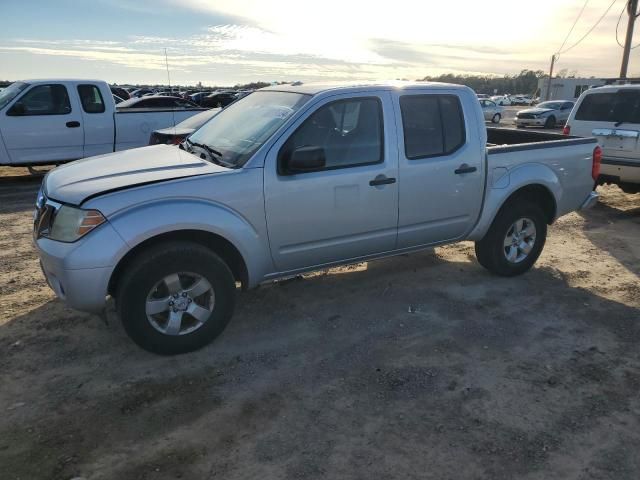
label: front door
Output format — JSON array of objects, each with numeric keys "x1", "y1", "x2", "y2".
[
  {"x1": 1, "y1": 83, "x2": 84, "y2": 164},
  {"x1": 393, "y1": 91, "x2": 485, "y2": 248},
  {"x1": 264, "y1": 93, "x2": 399, "y2": 272}
]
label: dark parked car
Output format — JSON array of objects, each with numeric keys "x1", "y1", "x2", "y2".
[
  {"x1": 155, "y1": 90, "x2": 182, "y2": 97},
  {"x1": 149, "y1": 108, "x2": 221, "y2": 145},
  {"x1": 110, "y1": 86, "x2": 131, "y2": 100},
  {"x1": 202, "y1": 91, "x2": 237, "y2": 108},
  {"x1": 129, "y1": 88, "x2": 156, "y2": 98},
  {"x1": 117, "y1": 96, "x2": 200, "y2": 109},
  {"x1": 189, "y1": 91, "x2": 213, "y2": 105},
  {"x1": 181, "y1": 89, "x2": 201, "y2": 99}
]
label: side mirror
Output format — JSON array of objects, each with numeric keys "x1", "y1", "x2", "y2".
[{"x1": 287, "y1": 145, "x2": 326, "y2": 173}]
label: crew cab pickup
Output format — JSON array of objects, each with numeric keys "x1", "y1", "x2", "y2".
[
  {"x1": 33, "y1": 82, "x2": 600, "y2": 355},
  {"x1": 0, "y1": 79, "x2": 205, "y2": 166}
]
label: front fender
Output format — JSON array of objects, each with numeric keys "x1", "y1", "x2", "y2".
[
  {"x1": 107, "y1": 198, "x2": 273, "y2": 287},
  {"x1": 467, "y1": 162, "x2": 561, "y2": 241}
]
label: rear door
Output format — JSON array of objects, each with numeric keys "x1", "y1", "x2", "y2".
[
  {"x1": 0, "y1": 83, "x2": 84, "y2": 164},
  {"x1": 77, "y1": 83, "x2": 114, "y2": 157},
  {"x1": 264, "y1": 92, "x2": 399, "y2": 272},
  {"x1": 394, "y1": 90, "x2": 485, "y2": 248}
]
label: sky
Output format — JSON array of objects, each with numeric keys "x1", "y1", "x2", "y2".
[{"x1": 0, "y1": 0, "x2": 638, "y2": 86}]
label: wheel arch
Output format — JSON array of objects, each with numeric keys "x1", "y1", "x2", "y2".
[
  {"x1": 468, "y1": 171, "x2": 560, "y2": 242},
  {"x1": 108, "y1": 229, "x2": 249, "y2": 297},
  {"x1": 497, "y1": 184, "x2": 557, "y2": 224}
]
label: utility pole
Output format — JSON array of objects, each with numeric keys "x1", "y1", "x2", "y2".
[
  {"x1": 165, "y1": 48, "x2": 172, "y2": 93},
  {"x1": 620, "y1": 0, "x2": 639, "y2": 79},
  {"x1": 545, "y1": 54, "x2": 557, "y2": 101}
]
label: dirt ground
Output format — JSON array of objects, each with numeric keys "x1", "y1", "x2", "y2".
[{"x1": 0, "y1": 165, "x2": 639, "y2": 480}]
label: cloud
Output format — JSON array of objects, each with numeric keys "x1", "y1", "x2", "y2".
[{"x1": 0, "y1": 0, "x2": 635, "y2": 84}]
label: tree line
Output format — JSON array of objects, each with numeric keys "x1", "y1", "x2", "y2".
[
  {"x1": 418, "y1": 69, "x2": 592, "y2": 96},
  {"x1": 1, "y1": 70, "x2": 597, "y2": 95}
]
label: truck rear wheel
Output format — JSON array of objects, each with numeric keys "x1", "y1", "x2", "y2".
[
  {"x1": 116, "y1": 241, "x2": 236, "y2": 355},
  {"x1": 475, "y1": 200, "x2": 547, "y2": 277}
]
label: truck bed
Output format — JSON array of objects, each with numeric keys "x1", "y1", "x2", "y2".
[{"x1": 487, "y1": 127, "x2": 596, "y2": 153}]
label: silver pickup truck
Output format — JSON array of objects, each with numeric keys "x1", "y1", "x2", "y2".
[{"x1": 33, "y1": 82, "x2": 600, "y2": 354}]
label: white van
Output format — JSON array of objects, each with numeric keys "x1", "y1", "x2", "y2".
[{"x1": 565, "y1": 84, "x2": 640, "y2": 193}]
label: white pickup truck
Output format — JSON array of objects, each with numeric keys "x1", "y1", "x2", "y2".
[
  {"x1": 34, "y1": 81, "x2": 600, "y2": 354},
  {"x1": 0, "y1": 79, "x2": 205, "y2": 167}
]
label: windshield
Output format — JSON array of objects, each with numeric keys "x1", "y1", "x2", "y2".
[
  {"x1": 187, "y1": 91, "x2": 311, "y2": 167},
  {"x1": 176, "y1": 108, "x2": 221, "y2": 129},
  {"x1": 537, "y1": 101, "x2": 563, "y2": 110},
  {"x1": 0, "y1": 82, "x2": 29, "y2": 110}
]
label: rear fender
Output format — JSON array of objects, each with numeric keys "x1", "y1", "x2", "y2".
[{"x1": 467, "y1": 163, "x2": 561, "y2": 241}]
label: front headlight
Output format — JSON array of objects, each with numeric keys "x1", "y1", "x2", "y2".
[{"x1": 49, "y1": 205, "x2": 106, "y2": 242}]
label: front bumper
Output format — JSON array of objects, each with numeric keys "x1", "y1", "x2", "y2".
[
  {"x1": 38, "y1": 256, "x2": 112, "y2": 313},
  {"x1": 579, "y1": 191, "x2": 599, "y2": 210},
  {"x1": 514, "y1": 118, "x2": 546, "y2": 127},
  {"x1": 34, "y1": 223, "x2": 126, "y2": 313}
]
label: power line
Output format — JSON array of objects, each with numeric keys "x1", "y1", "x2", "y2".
[
  {"x1": 558, "y1": 0, "x2": 590, "y2": 53},
  {"x1": 558, "y1": 0, "x2": 620, "y2": 54}
]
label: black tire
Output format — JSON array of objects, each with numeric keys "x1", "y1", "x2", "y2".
[
  {"x1": 116, "y1": 241, "x2": 236, "y2": 355},
  {"x1": 491, "y1": 113, "x2": 501, "y2": 124},
  {"x1": 475, "y1": 200, "x2": 547, "y2": 277},
  {"x1": 544, "y1": 116, "x2": 556, "y2": 129}
]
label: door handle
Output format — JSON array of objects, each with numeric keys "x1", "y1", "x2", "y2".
[
  {"x1": 369, "y1": 175, "x2": 396, "y2": 186},
  {"x1": 454, "y1": 164, "x2": 477, "y2": 174},
  {"x1": 66, "y1": 121, "x2": 80, "y2": 128}
]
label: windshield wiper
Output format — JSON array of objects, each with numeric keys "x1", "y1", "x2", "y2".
[
  {"x1": 186, "y1": 138, "x2": 222, "y2": 158},
  {"x1": 184, "y1": 139, "x2": 236, "y2": 168}
]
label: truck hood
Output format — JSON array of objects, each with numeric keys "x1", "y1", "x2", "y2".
[
  {"x1": 519, "y1": 108, "x2": 554, "y2": 115},
  {"x1": 45, "y1": 144, "x2": 228, "y2": 205}
]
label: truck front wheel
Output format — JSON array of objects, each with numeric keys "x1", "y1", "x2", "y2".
[
  {"x1": 116, "y1": 241, "x2": 236, "y2": 355},
  {"x1": 544, "y1": 116, "x2": 556, "y2": 129},
  {"x1": 475, "y1": 201, "x2": 547, "y2": 276}
]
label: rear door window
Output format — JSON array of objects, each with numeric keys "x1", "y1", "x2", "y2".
[
  {"x1": 399, "y1": 94, "x2": 465, "y2": 159},
  {"x1": 77, "y1": 84, "x2": 105, "y2": 113},
  {"x1": 575, "y1": 90, "x2": 640, "y2": 123},
  {"x1": 7, "y1": 84, "x2": 71, "y2": 116}
]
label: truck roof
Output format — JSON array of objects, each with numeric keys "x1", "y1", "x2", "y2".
[
  {"x1": 587, "y1": 83, "x2": 640, "y2": 93},
  {"x1": 260, "y1": 81, "x2": 468, "y2": 96},
  {"x1": 17, "y1": 79, "x2": 107, "y2": 85}
]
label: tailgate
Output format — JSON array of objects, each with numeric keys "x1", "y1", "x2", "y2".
[{"x1": 592, "y1": 128, "x2": 640, "y2": 162}]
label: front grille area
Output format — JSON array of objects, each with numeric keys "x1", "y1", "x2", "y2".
[{"x1": 518, "y1": 113, "x2": 537, "y2": 119}]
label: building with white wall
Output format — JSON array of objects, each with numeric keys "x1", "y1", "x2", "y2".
[{"x1": 537, "y1": 77, "x2": 606, "y2": 101}]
